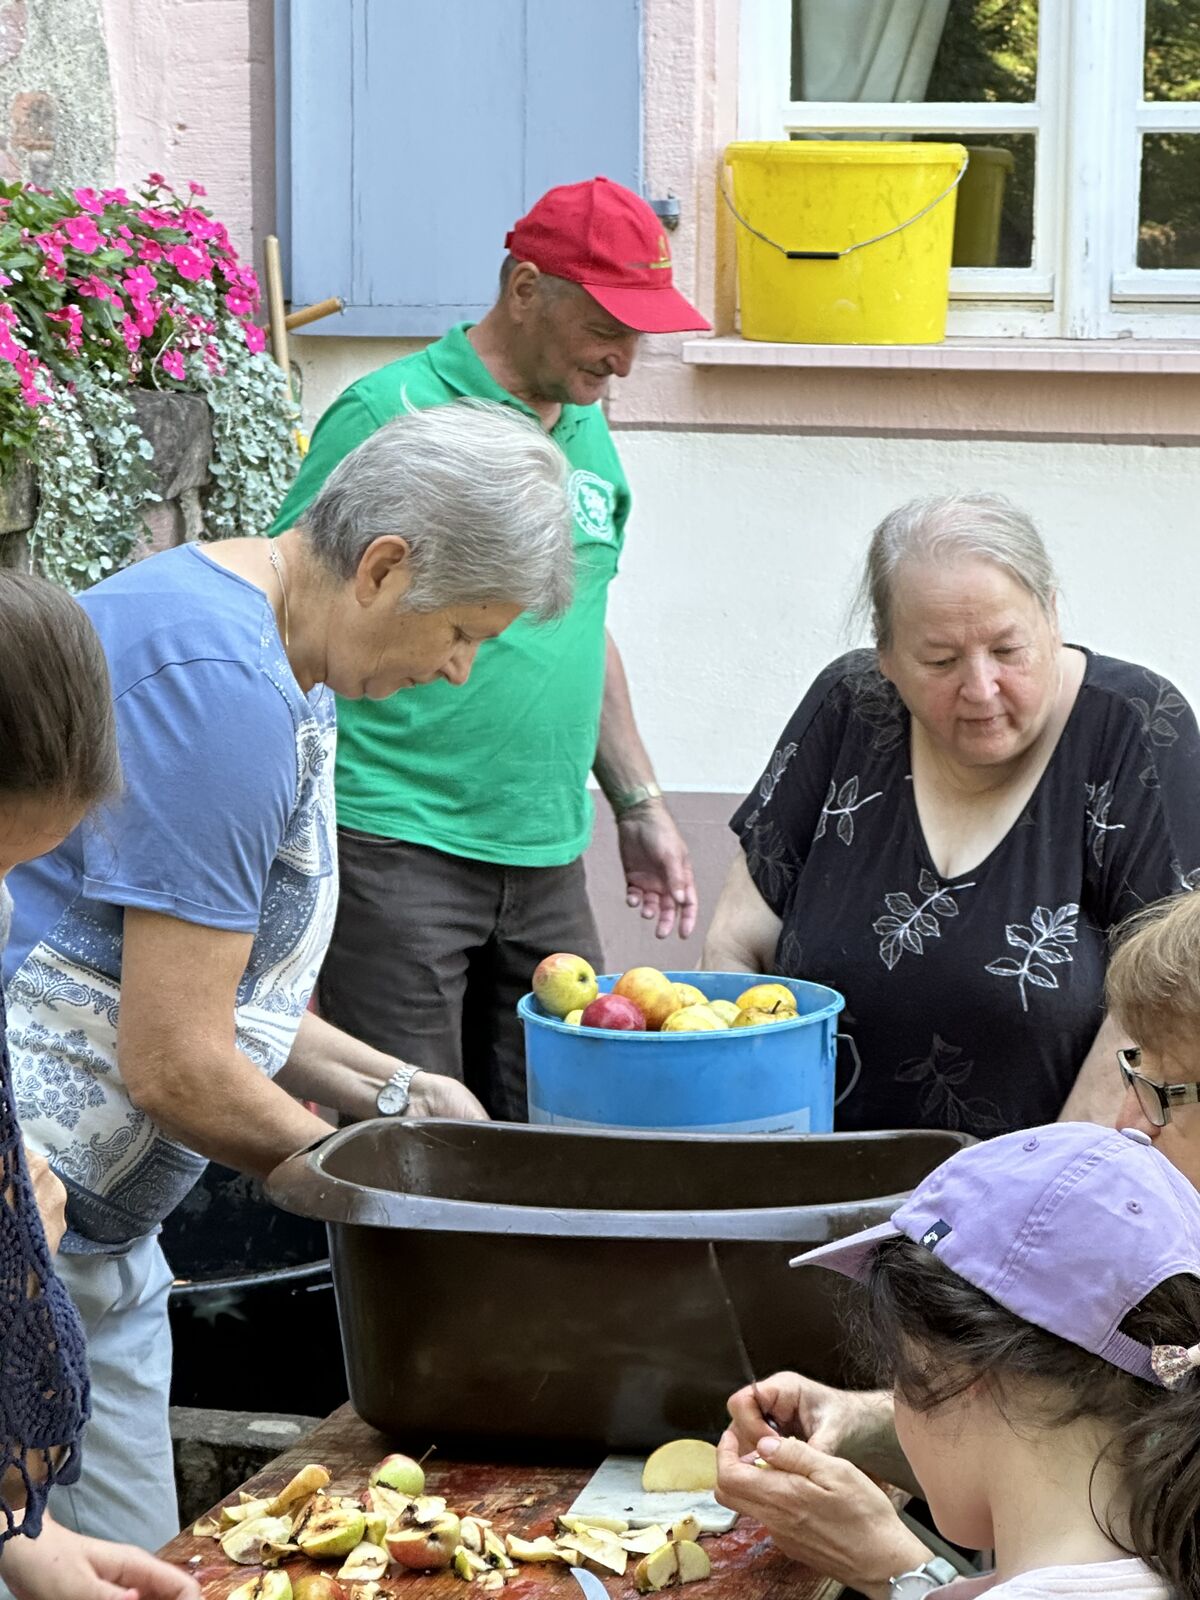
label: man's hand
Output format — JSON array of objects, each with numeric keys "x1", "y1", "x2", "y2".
[
  {"x1": 0, "y1": 1516, "x2": 201, "y2": 1600},
  {"x1": 617, "y1": 800, "x2": 698, "y2": 940},
  {"x1": 408, "y1": 1071, "x2": 489, "y2": 1122},
  {"x1": 715, "y1": 1430, "x2": 929, "y2": 1600},
  {"x1": 22, "y1": 1150, "x2": 67, "y2": 1256}
]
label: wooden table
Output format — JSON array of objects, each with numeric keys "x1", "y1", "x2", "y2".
[{"x1": 160, "y1": 1405, "x2": 840, "y2": 1600}]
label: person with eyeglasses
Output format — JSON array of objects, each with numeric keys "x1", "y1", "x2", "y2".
[{"x1": 1106, "y1": 889, "x2": 1200, "y2": 1189}]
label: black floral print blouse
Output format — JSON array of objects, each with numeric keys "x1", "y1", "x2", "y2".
[{"x1": 732, "y1": 649, "x2": 1200, "y2": 1138}]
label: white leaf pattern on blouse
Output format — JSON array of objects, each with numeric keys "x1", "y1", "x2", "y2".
[
  {"x1": 985, "y1": 902, "x2": 1079, "y2": 1012},
  {"x1": 813, "y1": 774, "x2": 884, "y2": 846},
  {"x1": 873, "y1": 869, "x2": 977, "y2": 970},
  {"x1": 1084, "y1": 780, "x2": 1126, "y2": 867},
  {"x1": 894, "y1": 1033, "x2": 1006, "y2": 1133}
]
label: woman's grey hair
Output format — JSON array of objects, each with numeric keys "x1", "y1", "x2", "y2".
[
  {"x1": 300, "y1": 399, "x2": 574, "y2": 620},
  {"x1": 853, "y1": 491, "x2": 1059, "y2": 649}
]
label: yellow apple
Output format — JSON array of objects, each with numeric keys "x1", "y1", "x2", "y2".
[
  {"x1": 708, "y1": 999, "x2": 740, "y2": 1024},
  {"x1": 532, "y1": 952, "x2": 599, "y2": 1017},
  {"x1": 671, "y1": 981, "x2": 708, "y2": 1008},
  {"x1": 735, "y1": 982, "x2": 797, "y2": 1015},
  {"x1": 732, "y1": 1006, "x2": 794, "y2": 1029},
  {"x1": 564, "y1": 1008, "x2": 584, "y2": 1026},
  {"x1": 614, "y1": 966, "x2": 679, "y2": 1030},
  {"x1": 661, "y1": 1005, "x2": 729, "y2": 1033}
]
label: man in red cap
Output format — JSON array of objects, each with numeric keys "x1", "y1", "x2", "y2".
[{"x1": 271, "y1": 177, "x2": 710, "y2": 1121}]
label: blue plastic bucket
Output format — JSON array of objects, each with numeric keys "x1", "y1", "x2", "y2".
[{"x1": 521, "y1": 971, "x2": 851, "y2": 1134}]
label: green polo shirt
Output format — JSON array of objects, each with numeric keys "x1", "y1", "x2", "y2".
[{"x1": 270, "y1": 323, "x2": 631, "y2": 866}]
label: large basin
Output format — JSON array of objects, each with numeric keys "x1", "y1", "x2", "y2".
[{"x1": 266, "y1": 1118, "x2": 970, "y2": 1453}]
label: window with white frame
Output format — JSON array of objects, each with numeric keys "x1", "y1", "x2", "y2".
[{"x1": 738, "y1": 0, "x2": 1200, "y2": 340}]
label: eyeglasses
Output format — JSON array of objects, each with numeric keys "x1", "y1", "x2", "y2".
[{"x1": 1116, "y1": 1046, "x2": 1200, "y2": 1128}]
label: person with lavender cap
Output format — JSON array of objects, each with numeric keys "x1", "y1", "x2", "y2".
[{"x1": 717, "y1": 1122, "x2": 1200, "y2": 1598}]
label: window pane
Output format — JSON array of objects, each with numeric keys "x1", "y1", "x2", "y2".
[
  {"x1": 1144, "y1": 0, "x2": 1200, "y2": 103},
  {"x1": 916, "y1": 134, "x2": 1034, "y2": 266},
  {"x1": 790, "y1": 0, "x2": 1038, "y2": 105},
  {"x1": 1139, "y1": 134, "x2": 1200, "y2": 267}
]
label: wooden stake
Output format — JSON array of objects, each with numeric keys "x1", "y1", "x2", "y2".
[{"x1": 262, "y1": 234, "x2": 292, "y2": 404}]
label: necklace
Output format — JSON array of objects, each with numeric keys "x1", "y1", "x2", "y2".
[{"x1": 268, "y1": 543, "x2": 290, "y2": 651}]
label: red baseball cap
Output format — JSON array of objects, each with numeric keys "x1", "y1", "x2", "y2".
[{"x1": 505, "y1": 176, "x2": 710, "y2": 334}]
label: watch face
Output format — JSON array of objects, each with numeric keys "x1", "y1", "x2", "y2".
[
  {"x1": 377, "y1": 1084, "x2": 407, "y2": 1116},
  {"x1": 891, "y1": 1579, "x2": 937, "y2": 1600}
]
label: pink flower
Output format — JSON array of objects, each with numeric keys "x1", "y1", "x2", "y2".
[
  {"x1": 161, "y1": 347, "x2": 186, "y2": 380},
  {"x1": 136, "y1": 236, "x2": 163, "y2": 263},
  {"x1": 46, "y1": 305, "x2": 83, "y2": 353},
  {"x1": 122, "y1": 264, "x2": 157, "y2": 302},
  {"x1": 180, "y1": 206, "x2": 221, "y2": 243},
  {"x1": 242, "y1": 320, "x2": 267, "y2": 354},
  {"x1": 120, "y1": 315, "x2": 141, "y2": 353},
  {"x1": 62, "y1": 214, "x2": 102, "y2": 254},
  {"x1": 0, "y1": 271, "x2": 10, "y2": 288},
  {"x1": 188, "y1": 180, "x2": 207, "y2": 197},
  {"x1": 74, "y1": 274, "x2": 123, "y2": 306},
  {"x1": 147, "y1": 172, "x2": 166, "y2": 187},
  {"x1": 34, "y1": 230, "x2": 65, "y2": 267},
  {"x1": 168, "y1": 243, "x2": 212, "y2": 281},
  {"x1": 133, "y1": 298, "x2": 161, "y2": 336},
  {"x1": 101, "y1": 186, "x2": 132, "y2": 207},
  {"x1": 72, "y1": 187, "x2": 104, "y2": 215},
  {"x1": 202, "y1": 342, "x2": 223, "y2": 374},
  {"x1": 224, "y1": 289, "x2": 255, "y2": 318}
]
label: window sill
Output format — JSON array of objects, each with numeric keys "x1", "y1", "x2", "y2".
[{"x1": 681, "y1": 336, "x2": 1200, "y2": 374}]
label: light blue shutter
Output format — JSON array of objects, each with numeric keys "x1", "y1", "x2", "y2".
[{"x1": 279, "y1": 0, "x2": 643, "y2": 336}]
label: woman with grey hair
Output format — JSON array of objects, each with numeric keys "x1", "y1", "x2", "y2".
[
  {"x1": 705, "y1": 490, "x2": 1200, "y2": 1138},
  {"x1": 1, "y1": 399, "x2": 572, "y2": 1556}
]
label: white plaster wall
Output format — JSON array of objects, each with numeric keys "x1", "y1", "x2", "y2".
[{"x1": 608, "y1": 431, "x2": 1200, "y2": 794}]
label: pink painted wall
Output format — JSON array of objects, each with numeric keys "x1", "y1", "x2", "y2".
[{"x1": 100, "y1": 0, "x2": 275, "y2": 269}]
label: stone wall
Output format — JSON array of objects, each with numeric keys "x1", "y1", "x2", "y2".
[
  {"x1": 0, "y1": 0, "x2": 115, "y2": 187},
  {"x1": 0, "y1": 390, "x2": 212, "y2": 571}
]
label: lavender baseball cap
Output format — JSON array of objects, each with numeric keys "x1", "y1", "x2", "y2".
[{"x1": 790, "y1": 1122, "x2": 1200, "y2": 1385}]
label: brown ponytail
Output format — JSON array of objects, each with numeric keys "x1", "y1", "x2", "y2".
[
  {"x1": 0, "y1": 570, "x2": 120, "y2": 806},
  {"x1": 861, "y1": 1236, "x2": 1200, "y2": 1599}
]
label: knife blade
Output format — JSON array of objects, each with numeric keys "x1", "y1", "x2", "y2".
[
  {"x1": 706, "y1": 1240, "x2": 781, "y2": 1434},
  {"x1": 568, "y1": 1566, "x2": 612, "y2": 1600}
]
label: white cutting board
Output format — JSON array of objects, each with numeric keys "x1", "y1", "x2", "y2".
[{"x1": 566, "y1": 1454, "x2": 738, "y2": 1535}]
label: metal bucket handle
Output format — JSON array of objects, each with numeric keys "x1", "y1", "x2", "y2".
[
  {"x1": 720, "y1": 151, "x2": 969, "y2": 262},
  {"x1": 835, "y1": 1031, "x2": 862, "y2": 1108}
]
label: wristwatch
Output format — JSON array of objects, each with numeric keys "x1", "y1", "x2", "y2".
[
  {"x1": 613, "y1": 780, "x2": 663, "y2": 817},
  {"x1": 889, "y1": 1556, "x2": 959, "y2": 1598},
  {"x1": 376, "y1": 1065, "x2": 418, "y2": 1117}
]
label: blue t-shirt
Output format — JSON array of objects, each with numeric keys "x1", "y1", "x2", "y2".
[{"x1": 3, "y1": 545, "x2": 337, "y2": 1250}]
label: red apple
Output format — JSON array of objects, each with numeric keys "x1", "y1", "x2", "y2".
[
  {"x1": 532, "y1": 952, "x2": 599, "y2": 1018},
  {"x1": 581, "y1": 994, "x2": 646, "y2": 1031},
  {"x1": 385, "y1": 1512, "x2": 462, "y2": 1570},
  {"x1": 613, "y1": 966, "x2": 679, "y2": 1030}
]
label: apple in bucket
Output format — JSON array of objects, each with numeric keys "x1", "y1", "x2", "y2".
[
  {"x1": 613, "y1": 966, "x2": 679, "y2": 1030},
  {"x1": 532, "y1": 952, "x2": 599, "y2": 1017},
  {"x1": 580, "y1": 994, "x2": 646, "y2": 1031}
]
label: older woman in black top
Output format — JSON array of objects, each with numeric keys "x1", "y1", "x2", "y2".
[{"x1": 704, "y1": 492, "x2": 1200, "y2": 1138}]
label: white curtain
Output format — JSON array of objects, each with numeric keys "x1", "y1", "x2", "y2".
[{"x1": 796, "y1": 0, "x2": 951, "y2": 104}]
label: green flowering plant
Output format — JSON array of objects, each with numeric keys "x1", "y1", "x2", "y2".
[{"x1": 0, "y1": 174, "x2": 298, "y2": 587}]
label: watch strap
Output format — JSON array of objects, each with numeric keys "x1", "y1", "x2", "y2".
[
  {"x1": 889, "y1": 1555, "x2": 959, "y2": 1597},
  {"x1": 377, "y1": 1065, "x2": 418, "y2": 1116},
  {"x1": 613, "y1": 780, "x2": 663, "y2": 817}
]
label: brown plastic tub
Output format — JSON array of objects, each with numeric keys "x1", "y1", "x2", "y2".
[{"x1": 266, "y1": 1119, "x2": 970, "y2": 1454}]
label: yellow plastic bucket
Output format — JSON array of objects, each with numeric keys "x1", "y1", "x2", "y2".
[{"x1": 724, "y1": 141, "x2": 968, "y2": 345}]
